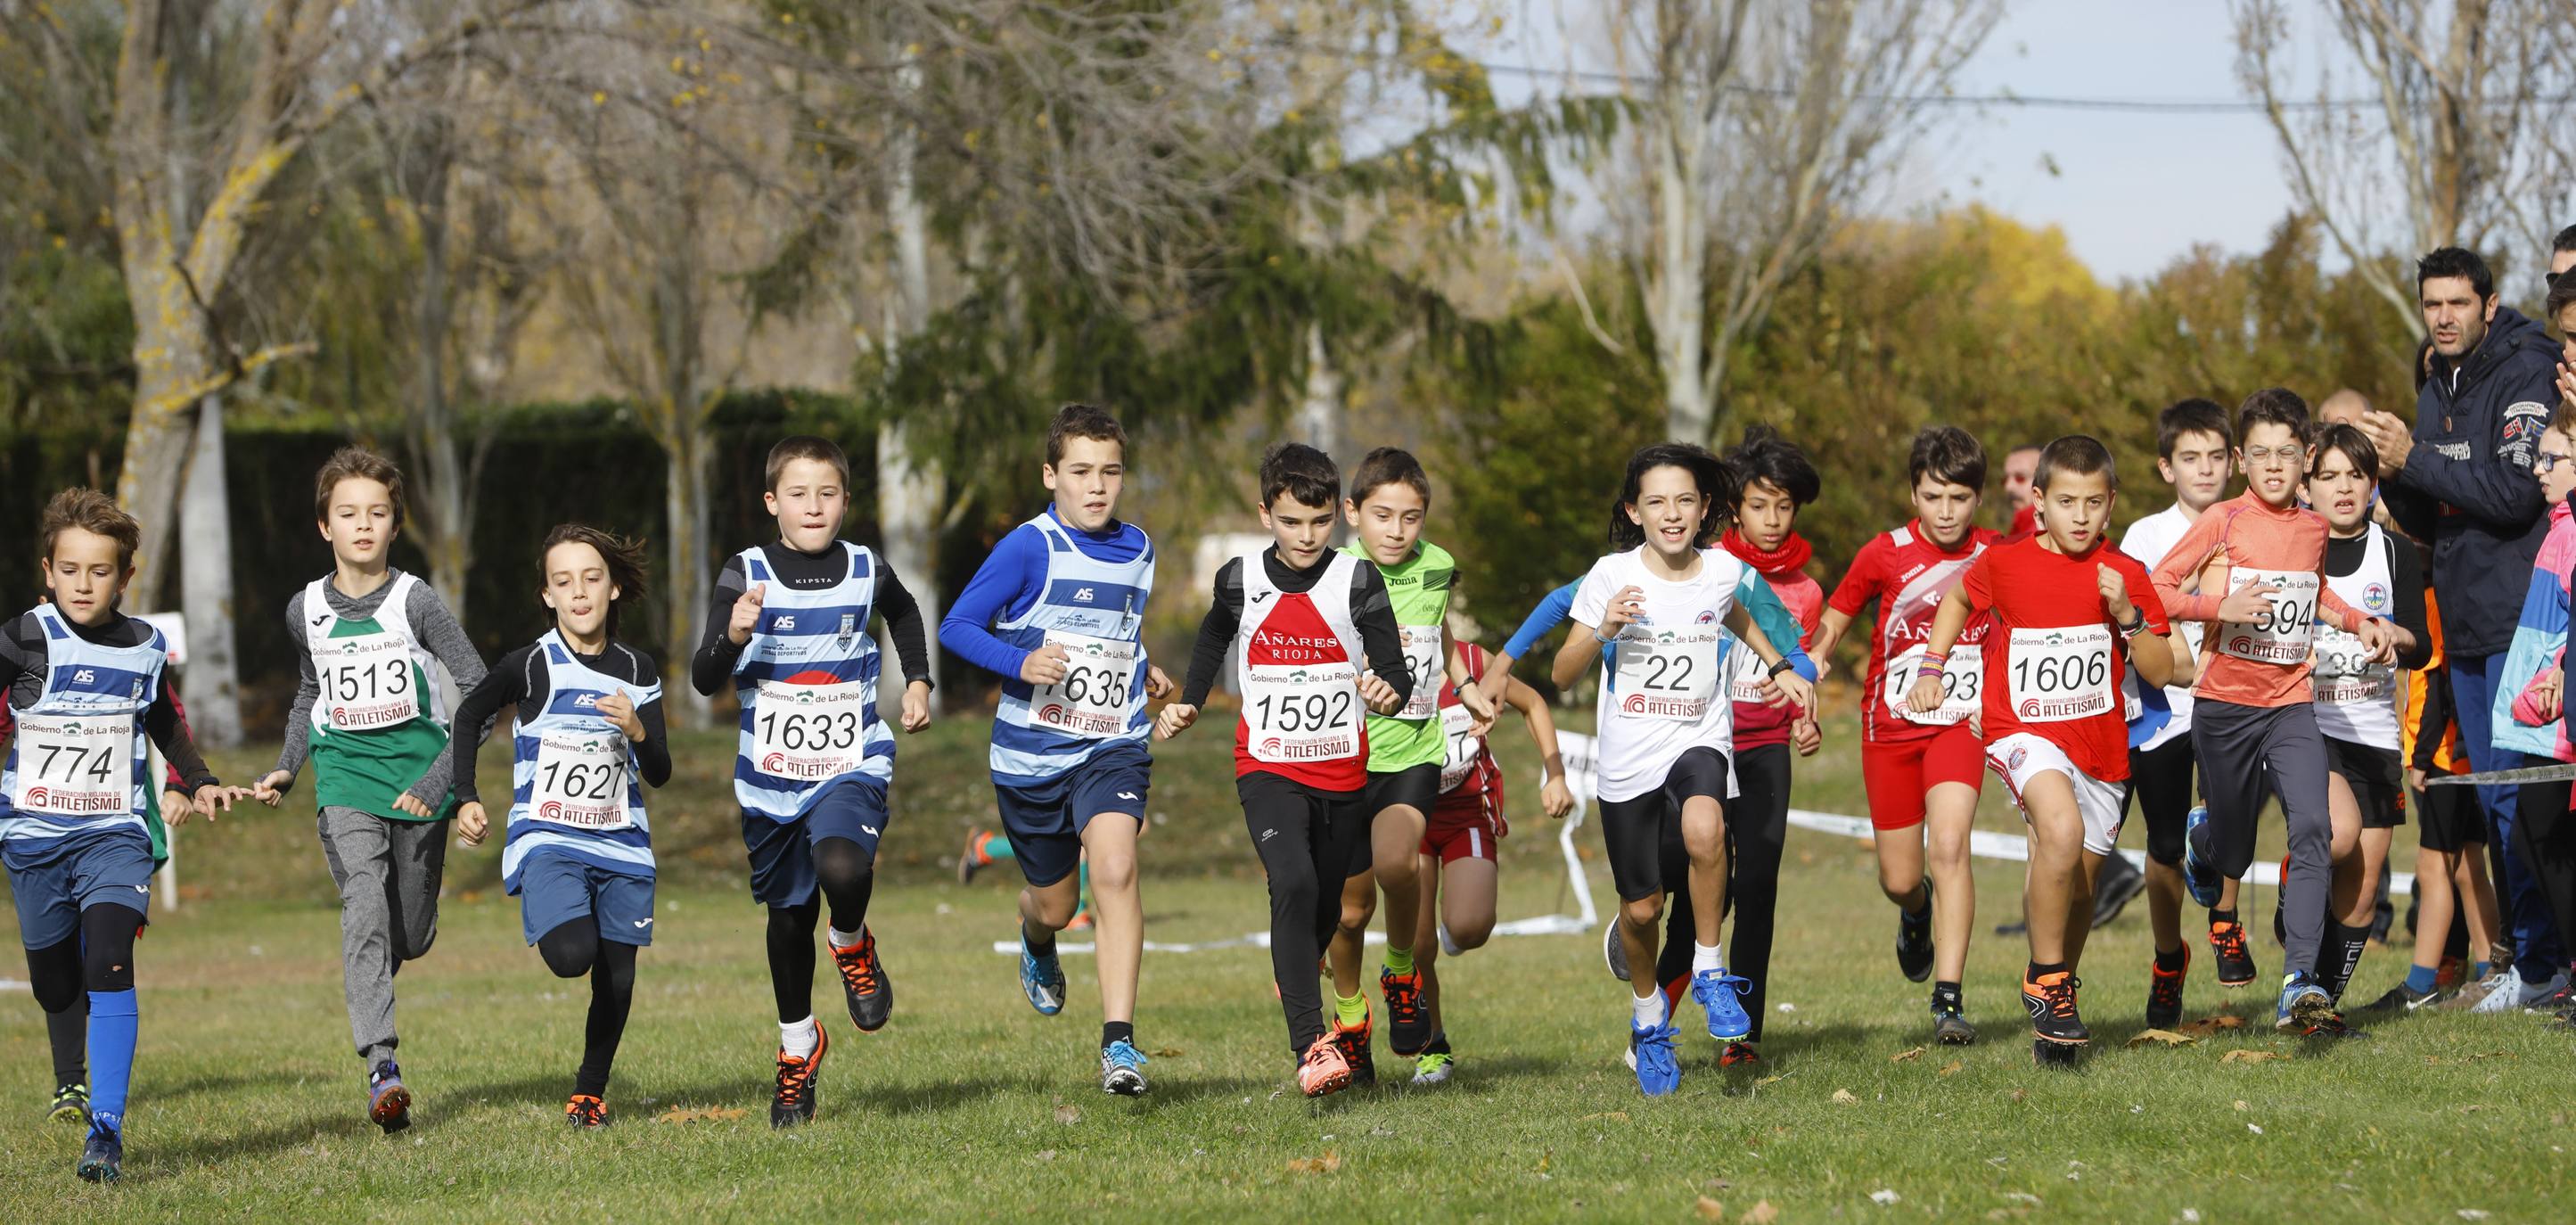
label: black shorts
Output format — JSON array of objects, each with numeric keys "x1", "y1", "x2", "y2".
[
  {"x1": 2415, "y1": 777, "x2": 2483, "y2": 852},
  {"x1": 2325, "y1": 736, "x2": 2405, "y2": 830},
  {"x1": 1350, "y1": 763, "x2": 1441, "y2": 877},
  {"x1": 2122, "y1": 734, "x2": 2199, "y2": 866},
  {"x1": 1596, "y1": 747, "x2": 1729, "y2": 903}
]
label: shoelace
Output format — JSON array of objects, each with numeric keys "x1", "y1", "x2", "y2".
[
  {"x1": 2031, "y1": 974, "x2": 2080, "y2": 1021},
  {"x1": 2211, "y1": 923, "x2": 2249, "y2": 962},
  {"x1": 836, "y1": 941, "x2": 881, "y2": 994},
  {"x1": 1383, "y1": 975, "x2": 1423, "y2": 1024},
  {"x1": 1105, "y1": 1040, "x2": 1149, "y2": 1069},
  {"x1": 568, "y1": 1096, "x2": 607, "y2": 1123},
  {"x1": 775, "y1": 1053, "x2": 816, "y2": 1106}
]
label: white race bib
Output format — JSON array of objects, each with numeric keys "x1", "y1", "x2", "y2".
[
  {"x1": 2311, "y1": 625, "x2": 2391, "y2": 706},
  {"x1": 1613, "y1": 628, "x2": 1721, "y2": 722},
  {"x1": 1438, "y1": 703, "x2": 1486, "y2": 792},
  {"x1": 2217, "y1": 570, "x2": 2319, "y2": 664},
  {"x1": 2006, "y1": 626, "x2": 2113, "y2": 723},
  {"x1": 316, "y1": 633, "x2": 419, "y2": 730},
  {"x1": 1398, "y1": 624, "x2": 1444, "y2": 720},
  {"x1": 750, "y1": 679, "x2": 874, "y2": 781},
  {"x1": 1030, "y1": 631, "x2": 1137, "y2": 737},
  {"x1": 1884, "y1": 643, "x2": 1984, "y2": 726},
  {"x1": 7, "y1": 714, "x2": 133, "y2": 817},
  {"x1": 1244, "y1": 662, "x2": 1362, "y2": 764},
  {"x1": 529, "y1": 732, "x2": 633, "y2": 831}
]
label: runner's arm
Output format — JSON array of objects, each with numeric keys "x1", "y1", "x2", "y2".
[
  {"x1": 403, "y1": 581, "x2": 496, "y2": 803},
  {"x1": 272, "y1": 589, "x2": 321, "y2": 788},
  {"x1": 1736, "y1": 574, "x2": 1817, "y2": 681},
  {"x1": 937, "y1": 526, "x2": 1046, "y2": 679},
  {"x1": 625, "y1": 649, "x2": 673, "y2": 790},
  {"x1": 1502, "y1": 674, "x2": 1565, "y2": 783},
  {"x1": 2386, "y1": 540, "x2": 2432, "y2": 670},
  {"x1": 141, "y1": 682, "x2": 219, "y2": 793},
  {"x1": 870, "y1": 563, "x2": 937, "y2": 693},
  {"x1": 2147, "y1": 512, "x2": 2228, "y2": 624},
  {"x1": 435, "y1": 645, "x2": 538, "y2": 809},
  {"x1": 1350, "y1": 563, "x2": 1415, "y2": 709},
  {"x1": 1177, "y1": 559, "x2": 1243, "y2": 708},
  {"x1": 691, "y1": 557, "x2": 751, "y2": 696}
]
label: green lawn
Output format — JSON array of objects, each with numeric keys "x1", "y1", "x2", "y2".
[{"x1": 4, "y1": 700, "x2": 2571, "y2": 1222}]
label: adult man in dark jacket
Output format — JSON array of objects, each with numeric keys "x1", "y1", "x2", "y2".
[{"x1": 2359, "y1": 246, "x2": 2566, "y2": 1005}]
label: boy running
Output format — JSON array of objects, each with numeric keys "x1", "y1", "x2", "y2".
[
  {"x1": 939, "y1": 404, "x2": 1171, "y2": 1096},
  {"x1": 431, "y1": 526, "x2": 670, "y2": 1126},
  {"x1": 2154, "y1": 390, "x2": 2396, "y2": 1032},
  {"x1": 1809, "y1": 426, "x2": 1998, "y2": 1044},
  {"x1": 4, "y1": 489, "x2": 239, "y2": 1180},
  {"x1": 2116, "y1": 399, "x2": 2243, "y2": 1024},
  {"x1": 1910, "y1": 436, "x2": 2177, "y2": 1061},
  {"x1": 1407, "y1": 639, "x2": 1574, "y2": 1084},
  {"x1": 250, "y1": 448, "x2": 488, "y2": 1132},
  {"x1": 1551, "y1": 444, "x2": 1812, "y2": 1095},
  {"x1": 1158, "y1": 442, "x2": 1410, "y2": 1098},
  {"x1": 692, "y1": 435, "x2": 934, "y2": 1127},
  {"x1": 1325, "y1": 448, "x2": 1494, "y2": 1084}
]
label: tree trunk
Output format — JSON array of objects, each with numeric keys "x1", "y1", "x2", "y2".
[
  {"x1": 1652, "y1": 99, "x2": 1712, "y2": 446},
  {"x1": 177, "y1": 391, "x2": 242, "y2": 748},
  {"x1": 1296, "y1": 322, "x2": 1344, "y2": 459},
  {"x1": 115, "y1": 308, "x2": 210, "y2": 613},
  {"x1": 660, "y1": 419, "x2": 715, "y2": 728},
  {"x1": 877, "y1": 52, "x2": 945, "y2": 712}
]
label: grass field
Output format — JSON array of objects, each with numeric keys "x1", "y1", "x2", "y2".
[{"x1": 4, "y1": 697, "x2": 2572, "y2": 1222}]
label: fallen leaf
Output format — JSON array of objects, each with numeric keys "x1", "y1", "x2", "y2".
[
  {"x1": 1054, "y1": 1104, "x2": 1083, "y2": 1125},
  {"x1": 1755, "y1": 1073, "x2": 1787, "y2": 1087},
  {"x1": 1036, "y1": 1149, "x2": 1058, "y2": 1161},
  {"x1": 1151, "y1": 1047, "x2": 1185, "y2": 1058},
  {"x1": 1937, "y1": 1059, "x2": 1964, "y2": 1076},
  {"x1": 1537, "y1": 1152, "x2": 1553, "y2": 1173},
  {"x1": 1890, "y1": 1046, "x2": 1925, "y2": 1064},
  {"x1": 1705, "y1": 1179, "x2": 1733, "y2": 1192},
  {"x1": 1871, "y1": 1188, "x2": 1902, "y2": 1204},
  {"x1": 2457, "y1": 1104, "x2": 2488, "y2": 1114},
  {"x1": 1286, "y1": 1150, "x2": 1342, "y2": 1175},
  {"x1": 655, "y1": 1106, "x2": 749, "y2": 1124},
  {"x1": 2222, "y1": 1049, "x2": 2287, "y2": 1065},
  {"x1": 1832, "y1": 1089, "x2": 1859, "y2": 1105},
  {"x1": 2178, "y1": 1015, "x2": 2248, "y2": 1036},
  {"x1": 1742, "y1": 1201, "x2": 1779, "y2": 1225},
  {"x1": 1695, "y1": 1196, "x2": 1726, "y2": 1221},
  {"x1": 2126, "y1": 1028, "x2": 2198, "y2": 1048},
  {"x1": 2234, "y1": 1100, "x2": 2250, "y2": 1111},
  {"x1": 2010, "y1": 1089, "x2": 2029, "y2": 1103},
  {"x1": 1579, "y1": 1111, "x2": 1632, "y2": 1123}
]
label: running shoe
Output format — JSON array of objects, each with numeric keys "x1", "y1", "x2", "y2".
[
  {"x1": 367, "y1": 1060, "x2": 413, "y2": 1134},
  {"x1": 1066, "y1": 910, "x2": 1095, "y2": 933},
  {"x1": 2179, "y1": 806, "x2": 2222, "y2": 907},
  {"x1": 2359, "y1": 981, "x2": 2446, "y2": 1015},
  {"x1": 76, "y1": 1116, "x2": 121, "y2": 1183},
  {"x1": 1604, "y1": 918, "x2": 1629, "y2": 982},
  {"x1": 2523, "y1": 978, "x2": 2576, "y2": 1016},
  {"x1": 1438, "y1": 919, "x2": 1464, "y2": 959},
  {"x1": 1412, "y1": 1034, "x2": 1456, "y2": 1086},
  {"x1": 2210, "y1": 919, "x2": 2258, "y2": 988},
  {"x1": 1100, "y1": 1040, "x2": 1150, "y2": 1097},
  {"x1": 1330, "y1": 1009, "x2": 1376, "y2": 1088},
  {"x1": 1693, "y1": 969, "x2": 1753, "y2": 1042},
  {"x1": 2145, "y1": 948, "x2": 2189, "y2": 1031},
  {"x1": 2022, "y1": 969, "x2": 2089, "y2": 1046},
  {"x1": 956, "y1": 828, "x2": 995, "y2": 885},
  {"x1": 831, "y1": 928, "x2": 894, "y2": 1032},
  {"x1": 1719, "y1": 1040, "x2": 1761, "y2": 1068},
  {"x1": 48, "y1": 1082, "x2": 86, "y2": 1125},
  {"x1": 2092, "y1": 854, "x2": 2145, "y2": 926},
  {"x1": 1629, "y1": 1019, "x2": 1681, "y2": 1096},
  {"x1": 565, "y1": 1094, "x2": 609, "y2": 1129},
  {"x1": 1896, "y1": 881, "x2": 1935, "y2": 983},
  {"x1": 1382, "y1": 967, "x2": 1431, "y2": 1056},
  {"x1": 1932, "y1": 998, "x2": 1978, "y2": 1047},
  {"x1": 2276, "y1": 972, "x2": 2334, "y2": 1031},
  {"x1": 2297, "y1": 1012, "x2": 2367, "y2": 1040},
  {"x1": 2515, "y1": 969, "x2": 2572, "y2": 1013},
  {"x1": 2434, "y1": 956, "x2": 2466, "y2": 993},
  {"x1": 1020, "y1": 929, "x2": 1067, "y2": 1016},
  {"x1": 769, "y1": 1024, "x2": 827, "y2": 1129},
  {"x1": 2442, "y1": 967, "x2": 2516, "y2": 1012},
  {"x1": 1297, "y1": 1034, "x2": 1353, "y2": 1098}
]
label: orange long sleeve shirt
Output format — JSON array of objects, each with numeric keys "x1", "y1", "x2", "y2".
[{"x1": 2147, "y1": 492, "x2": 2367, "y2": 708}]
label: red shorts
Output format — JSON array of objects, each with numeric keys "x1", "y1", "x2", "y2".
[
  {"x1": 1422, "y1": 789, "x2": 1505, "y2": 864},
  {"x1": 1859, "y1": 725, "x2": 1986, "y2": 831}
]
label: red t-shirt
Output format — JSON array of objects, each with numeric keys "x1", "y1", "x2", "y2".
[
  {"x1": 1959, "y1": 537, "x2": 2170, "y2": 783},
  {"x1": 1826, "y1": 522, "x2": 1999, "y2": 745}
]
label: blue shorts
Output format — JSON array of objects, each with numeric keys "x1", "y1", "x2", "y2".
[
  {"x1": 993, "y1": 740, "x2": 1150, "y2": 888},
  {"x1": 6, "y1": 828, "x2": 156, "y2": 950},
  {"x1": 742, "y1": 777, "x2": 890, "y2": 908},
  {"x1": 517, "y1": 851, "x2": 656, "y2": 947}
]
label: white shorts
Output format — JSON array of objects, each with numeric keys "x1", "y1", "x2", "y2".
[{"x1": 1985, "y1": 733, "x2": 2126, "y2": 857}]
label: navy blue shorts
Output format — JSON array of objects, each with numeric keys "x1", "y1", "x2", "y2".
[
  {"x1": 742, "y1": 777, "x2": 890, "y2": 908},
  {"x1": 6, "y1": 828, "x2": 156, "y2": 950},
  {"x1": 993, "y1": 740, "x2": 1151, "y2": 888},
  {"x1": 518, "y1": 851, "x2": 656, "y2": 947}
]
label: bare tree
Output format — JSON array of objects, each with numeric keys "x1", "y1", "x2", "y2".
[
  {"x1": 2235, "y1": 0, "x2": 2576, "y2": 334},
  {"x1": 1595, "y1": 0, "x2": 2000, "y2": 445}
]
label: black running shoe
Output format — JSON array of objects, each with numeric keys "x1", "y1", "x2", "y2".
[
  {"x1": 2299, "y1": 1012, "x2": 2367, "y2": 1040},
  {"x1": 565, "y1": 1094, "x2": 610, "y2": 1129},
  {"x1": 1382, "y1": 967, "x2": 1431, "y2": 1057},
  {"x1": 831, "y1": 928, "x2": 894, "y2": 1033},
  {"x1": 48, "y1": 1082, "x2": 86, "y2": 1125},
  {"x1": 2022, "y1": 970, "x2": 2089, "y2": 1046},
  {"x1": 1331, "y1": 1012, "x2": 1376, "y2": 1088},
  {"x1": 2358, "y1": 981, "x2": 2443, "y2": 1015},
  {"x1": 2091, "y1": 854, "x2": 2145, "y2": 926},
  {"x1": 1896, "y1": 883, "x2": 1935, "y2": 983},
  {"x1": 1603, "y1": 918, "x2": 1629, "y2": 982},
  {"x1": 1932, "y1": 1000, "x2": 1978, "y2": 1047},
  {"x1": 2209, "y1": 920, "x2": 2258, "y2": 988},
  {"x1": 2145, "y1": 948, "x2": 2188, "y2": 1031},
  {"x1": 769, "y1": 1024, "x2": 827, "y2": 1129},
  {"x1": 77, "y1": 1117, "x2": 121, "y2": 1183}
]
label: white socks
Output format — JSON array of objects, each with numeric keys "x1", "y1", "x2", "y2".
[
  {"x1": 827, "y1": 926, "x2": 863, "y2": 950},
  {"x1": 780, "y1": 1015, "x2": 819, "y2": 1058},
  {"x1": 1693, "y1": 942, "x2": 1724, "y2": 974},
  {"x1": 1630, "y1": 991, "x2": 1668, "y2": 1029}
]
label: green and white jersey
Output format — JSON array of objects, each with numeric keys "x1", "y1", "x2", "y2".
[
  {"x1": 299, "y1": 571, "x2": 455, "y2": 820},
  {"x1": 1342, "y1": 539, "x2": 1456, "y2": 773}
]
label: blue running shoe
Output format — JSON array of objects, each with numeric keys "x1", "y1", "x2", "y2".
[
  {"x1": 2180, "y1": 805, "x2": 2222, "y2": 908},
  {"x1": 1020, "y1": 931, "x2": 1067, "y2": 1016},
  {"x1": 1693, "y1": 969, "x2": 1753, "y2": 1041},
  {"x1": 77, "y1": 1114, "x2": 121, "y2": 1183},
  {"x1": 1629, "y1": 1020, "x2": 1681, "y2": 1096},
  {"x1": 1099, "y1": 1040, "x2": 1150, "y2": 1097},
  {"x1": 2277, "y1": 972, "x2": 2334, "y2": 1031},
  {"x1": 367, "y1": 1060, "x2": 412, "y2": 1133}
]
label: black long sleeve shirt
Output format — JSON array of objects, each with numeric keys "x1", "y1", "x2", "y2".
[
  {"x1": 1179, "y1": 550, "x2": 1413, "y2": 709},
  {"x1": 442, "y1": 638, "x2": 671, "y2": 808},
  {"x1": 690, "y1": 542, "x2": 933, "y2": 697}
]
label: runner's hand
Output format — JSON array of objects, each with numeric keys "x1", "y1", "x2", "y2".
[
  {"x1": 1905, "y1": 673, "x2": 1944, "y2": 715},
  {"x1": 1155, "y1": 703, "x2": 1198, "y2": 740},
  {"x1": 393, "y1": 791, "x2": 436, "y2": 818},
  {"x1": 160, "y1": 789, "x2": 193, "y2": 826},
  {"x1": 1358, "y1": 671, "x2": 1400, "y2": 715},
  {"x1": 1598, "y1": 586, "x2": 1645, "y2": 636},
  {"x1": 456, "y1": 802, "x2": 488, "y2": 847},
  {"x1": 899, "y1": 680, "x2": 932, "y2": 733},
  {"x1": 595, "y1": 688, "x2": 644, "y2": 740},
  {"x1": 1021, "y1": 644, "x2": 1070, "y2": 686},
  {"x1": 252, "y1": 769, "x2": 293, "y2": 808},
  {"x1": 1541, "y1": 776, "x2": 1574, "y2": 819},
  {"x1": 2097, "y1": 563, "x2": 2136, "y2": 621},
  {"x1": 189, "y1": 783, "x2": 238, "y2": 822},
  {"x1": 1793, "y1": 713, "x2": 1823, "y2": 757},
  {"x1": 726, "y1": 582, "x2": 767, "y2": 645},
  {"x1": 1144, "y1": 664, "x2": 1176, "y2": 700},
  {"x1": 2214, "y1": 582, "x2": 2278, "y2": 624},
  {"x1": 2357, "y1": 618, "x2": 2396, "y2": 665},
  {"x1": 1456, "y1": 678, "x2": 1497, "y2": 726}
]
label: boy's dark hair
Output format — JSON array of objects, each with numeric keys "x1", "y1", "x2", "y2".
[
  {"x1": 2156, "y1": 398, "x2": 2233, "y2": 459},
  {"x1": 2416, "y1": 246, "x2": 2495, "y2": 301},
  {"x1": 766, "y1": 435, "x2": 851, "y2": 492},
  {"x1": 1608, "y1": 442, "x2": 1736, "y2": 551},
  {"x1": 2309, "y1": 423, "x2": 2380, "y2": 483},
  {"x1": 1045, "y1": 403, "x2": 1128, "y2": 468},
  {"x1": 2237, "y1": 387, "x2": 2312, "y2": 442},
  {"x1": 1348, "y1": 447, "x2": 1432, "y2": 506},
  {"x1": 1723, "y1": 423, "x2": 1820, "y2": 507},
  {"x1": 2547, "y1": 271, "x2": 2576, "y2": 325},
  {"x1": 1907, "y1": 425, "x2": 1987, "y2": 491},
  {"x1": 2033, "y1": 435, "x2": 2117, "y2": 492},
  {"x1": 540, "y1": 524, "x2": 652, "y2": 639},
  {"x1": 1259, "y1": 442, "x2": 1340, "y2": 510},
  {"x1": 314, "y1": 446, "x2": 407, "y2": 528},
  {"x1": 2554, "y1": 224, "x2": 2576, "y2": 254},
  {"x1": 40, "y1": 488, "x2": 142, "y2": 571}
]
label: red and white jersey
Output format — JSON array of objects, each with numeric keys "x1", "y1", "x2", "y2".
[
  {"x1": 1230, "y1": 550, "x2": 1371, "y2": 791},
  {"x1": 1826, "y1": 522, "x2": 2001, "y2": 745},
  {"x1": 1435, "y1": 643, "x2": 1505, "y2": 802}
]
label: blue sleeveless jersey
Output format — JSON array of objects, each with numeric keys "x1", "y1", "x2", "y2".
[
  {"x1": 1, "y1": 604, "x2": 163, "y2": 853},
  {"x1": 502, "y1": 631, "x2": 658, "y2": 890},
  {"x1": 730, "y1": 542, "x2": 896, "y2": 819},
  {"x1": 985, "y1": 514, "x2": 1154, "y2": 785}
]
